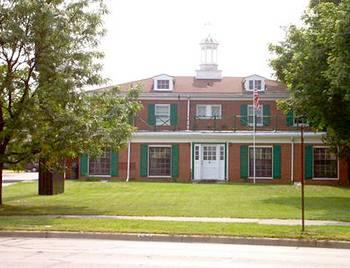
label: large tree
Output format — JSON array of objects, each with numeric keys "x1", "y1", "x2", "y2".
[
  {"x1": 0, "y1": 0, "x2": 141, "y2": 204},
  {"x1": 269, "y1": 0, "x2": 350, "y2": 174}
]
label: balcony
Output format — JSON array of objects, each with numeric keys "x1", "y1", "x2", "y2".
[{"x1": 133, "y1": 114, "x2": 311, "y2": 132}]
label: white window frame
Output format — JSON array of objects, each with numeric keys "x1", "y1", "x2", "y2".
[
  {"x1": 196, "y1": 105, "x2": 222, "y2": 119},
  {"x1": 148, "y1": 145, "x2": 172, "y2": 178},
  {"x1": 248, "y1": 104, "x2": 263, "y2": 127},
  {"x1": 156, "y1": 80, "x2": 170, "y2": 90},
  {"x1": 247, "y1": 80, "x2": 263, "y2": 91},
  {"x1": 312, "y1": 146, "x2": 339, "y2": 181},
  {"x1": 155, "y1": 104, "x2": 170, "y2": 126},
  {"x1": 248, "y1": 145, "x2": 273, "y2": 179}
]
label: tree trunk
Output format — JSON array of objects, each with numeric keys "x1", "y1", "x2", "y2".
[
  {"x1": 38, "y1": 160, "x2": 64, "y2": 195},
  {"x1": 347, "y1": 158, "x2": 350, "y2": 185}
]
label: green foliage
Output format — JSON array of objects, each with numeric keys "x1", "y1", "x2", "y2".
[
  {"x1": 0, "y1": 0, "x2": 141, "y2": 171},
  {"x1": 269, "y1": 0, "x2": 350, "y2": 160}
]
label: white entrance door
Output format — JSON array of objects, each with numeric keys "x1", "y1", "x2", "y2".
[{"x1": 194, "y1": 144, "x2": 225, "y2": 180}]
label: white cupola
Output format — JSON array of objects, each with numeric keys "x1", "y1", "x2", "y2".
[{"x1": 195, "y1": 34, "x2": 222, "y2": 80}]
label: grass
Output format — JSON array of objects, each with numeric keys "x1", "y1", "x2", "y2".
[
  {"x1": 1, "y1": 181, "x2": 350, "y2": 221},
  {"x1": 1, "y1": 216, "x2": 350, "y2": 241}
]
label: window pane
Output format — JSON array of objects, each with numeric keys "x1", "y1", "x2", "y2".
[
  {"x1": 197, "y1": 106, "x2": 207, "y2": 118},
  {"x1": 249, "y1": 80, "x2": 254, "y2": 90},
  {"x1": 203, "y1": 146, "x2": 216, "y2": 161},
  {"x1": 211, "y1": 106, "x2": 221, "y2": 118},
  {"x1": 155, "y1": 105, "x2": 170, "y2": 126},
  {"x1": 149, "y1": 147, "x2": 171, "y2": 176},
  {"x1": 195, "y1": 146, "x2": 200, "y2": 160},
  {"x1": 249, "y1": 147, "x2": 272, "y2": 177},
  {"x1": 255, "y1": 80, "x2": 262, "y2": 90},
  {"x1": 157, "y1": 80, "x2": 170, "y2": 89},
  {"x1": 89, "y1": 150, "x2": 111, "y2": 175},
  {"x1": 248, "y1": 105, "x2": 263, "y2": 126},
  {"x1": 314, "y1": 148, "x2": 337, "y2": 178}
]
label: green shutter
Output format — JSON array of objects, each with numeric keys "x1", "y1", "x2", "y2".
[
  {"x1": 172, "y1": 144, "x2": 179, "y2": 178},
  {"x1": 240, "y1": 104, "x2": 248, "y2": 126},
  {"x1": 286, "y1": 111, "x2": 294, "y2": 126},
  {"x1": 110, "y1": 151, "x2": 118, "y2": 176},
  {"x1": 240, "y1": 145, "x2": 248, "y2": 179},
  {"x1": 140, "y1": 144, "x2": 148, "y2": 177},
  {"x1": 170, "y1": 104, "x2": 178, "y2": 126},
  {"x1": 273, "y1": 145, "x2": 281, "y2": 179},
  {"x1": 80, "y1": 154, "x2": 88, "y2": 177},
  {"x1": 147, "y1": 104, "x2": 155, "y2": 126},
  {"x1": 305, "y1": 145, "x2": 313, "y2": 180},
  {"x1": 263, "y1": 105, "x2": 271, "y2": 126}
]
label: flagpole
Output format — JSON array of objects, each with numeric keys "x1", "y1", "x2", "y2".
[{"x1": 253, "y1": 90, "x2": 256, "y2": 184}]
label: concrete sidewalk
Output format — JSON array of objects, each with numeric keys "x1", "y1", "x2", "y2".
[
  {"x1": 2, "y1": 171, "x2": 38, "y2": 187},
  {"x1": 8, "y1": 214, "x2": 350, "y2": 226}
]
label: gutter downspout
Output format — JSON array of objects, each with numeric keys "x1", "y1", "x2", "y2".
[
  {"x1": 126, "y1": 141, "x2": 131, "y2": 182},
  {"x1": 226, "y1": 142, "x2": 229, "y2": 181},
  {"x1": 186, "y1": 96, "x2": 191, "y2": 131},
  {"x1": 291, "y1": 137, "x2": 294, "y2": 183}
]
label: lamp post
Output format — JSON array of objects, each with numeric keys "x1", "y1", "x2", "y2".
[
  {"x1": 298, "y1": 115, "x2": 307, "y2": 232},
  {"x1": 300, "y1": 122, "x2": 305, "y2": 232}
]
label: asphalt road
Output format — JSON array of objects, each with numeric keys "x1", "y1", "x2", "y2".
[{"x1": 0, "y1": 237, "x2": 349, "y2": 268}]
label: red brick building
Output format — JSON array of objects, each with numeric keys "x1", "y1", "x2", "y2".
[{"x1": 78, "y1": 36, "x2": 349, "y2": 185}]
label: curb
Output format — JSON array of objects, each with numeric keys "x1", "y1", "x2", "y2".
[{"x1": 1, "y1": 231, "x2": 350, "y2": 249}]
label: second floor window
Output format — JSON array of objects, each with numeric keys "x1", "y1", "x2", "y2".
[
  {"x1": 248, "y1": 105, "x2": 263, "y2": 126},
  {"x1": 155, "y1": 104, "x2": 170, "y2": 126},
  {"x1": 156, "y1": 80, "x2": 170, "y2": 90},
  {"x1": 196, "y1": 105, "x2": 222, "y2": 119}
]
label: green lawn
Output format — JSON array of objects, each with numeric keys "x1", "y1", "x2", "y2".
[
  {"x1": 1, "y1": 216, "x2": 350, "y2": 241},
  {"x1": 1, "y1": 181, "x2": 350, "y2": 221}
]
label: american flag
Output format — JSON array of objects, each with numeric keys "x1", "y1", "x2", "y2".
[{"x1": 253, "y1": 89, "x2": 261, "y2": 111}]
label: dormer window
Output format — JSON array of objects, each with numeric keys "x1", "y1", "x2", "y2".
[
  {"x1": 157, "y1": 80, "x2": 170, "y2": 90},
  {"x1": 153, "y1": 74, "x2": 174, "y2": 91},
  {"x1": 244, "y1": 75, "x2": 266, "y2": 92},
  {"x1": 248, "y1": 80, "x2": 262, "y2": 91}
]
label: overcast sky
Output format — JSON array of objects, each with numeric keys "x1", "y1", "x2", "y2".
[{"x1": 100, "y1": 0, "x2": 309, "y2": 85}]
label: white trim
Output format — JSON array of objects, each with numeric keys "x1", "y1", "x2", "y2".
[
  {"x1": 132, "y1": 131, "x2": 325, "y2": 144},
  {"x1": 226, "y1": 141, "x2": 229, "y2": 181},
  {"x1": 248, "y1": 145, "x2": 273, "y2": 180},
  {"x1": 126, "y1": 141, "x2": 131, "y2": 182}
]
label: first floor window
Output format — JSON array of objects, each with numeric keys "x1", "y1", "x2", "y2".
[
  {"x1": 155, "y1": 104, "x2": 170, "y2": 126},
  {"x1": 248, "y1": 105, "x2": 263, "y2": 126},
  {"x1": 314, "y1": 147, "x2": 337, "y2": 178},
  {"x1": 196, "y1": 105, "x2": 222, "y2": 119},
  {"x1": 249, "y1": 147, "x2": 272, "y2": 178},
  {"x1": 149, "y1": 146, "x2": 171, "y2": 176},
  {"x1": 89, "y1": 150, "x2": 111, "y2": 176}
]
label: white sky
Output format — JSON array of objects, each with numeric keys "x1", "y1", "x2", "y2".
[{"x1": 100, "y1": 0, "x2": 309, "y2": 85}]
